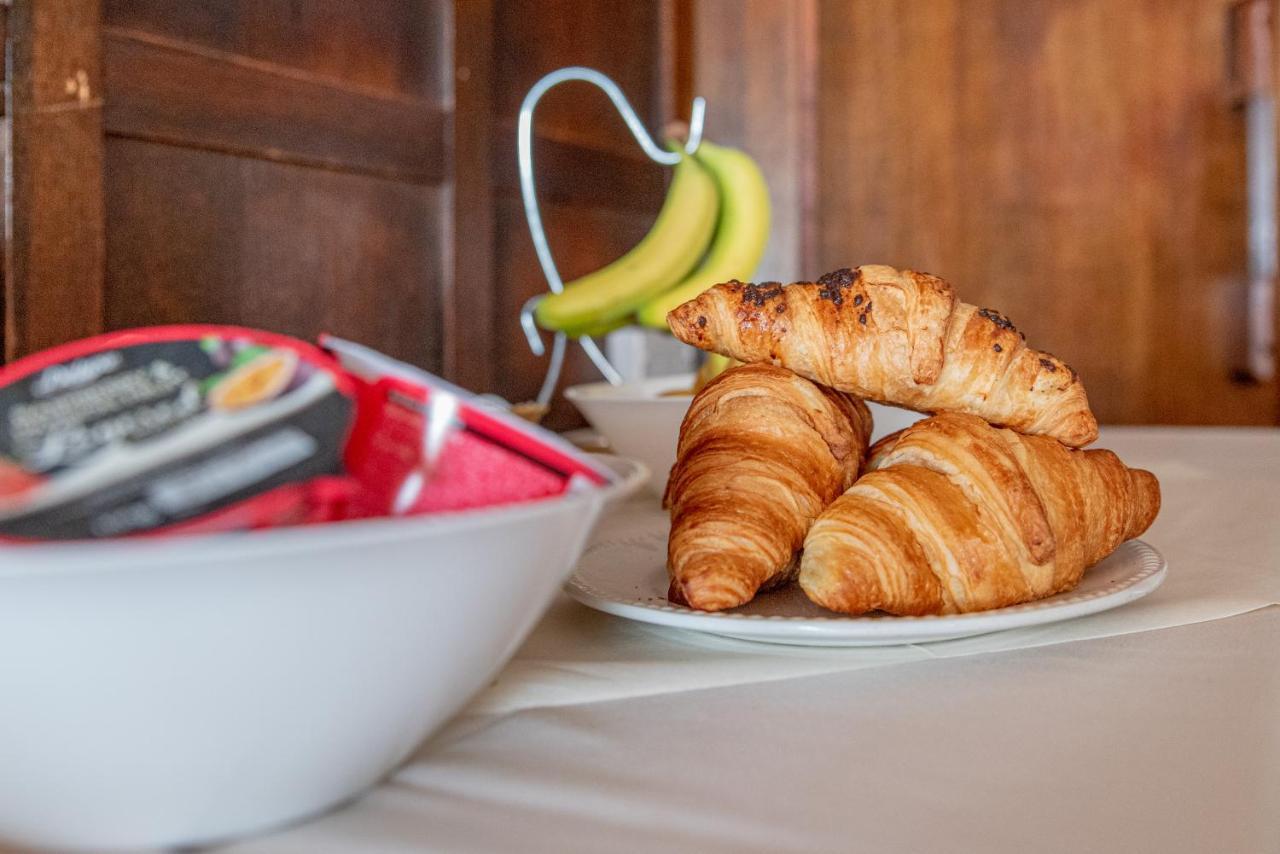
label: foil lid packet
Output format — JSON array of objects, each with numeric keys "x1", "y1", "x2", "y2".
[
  {"x1": 323, "y1": 336, "x2": 615, "y2": 516},
  {"x1": 0, "y1": 326, "x2": 355, "y2": 540},
  {"x1": 0, "y1": 327, "x2": 615, "y2": 542}
]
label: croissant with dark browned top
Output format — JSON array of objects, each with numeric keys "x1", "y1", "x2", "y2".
[
  {"x1": 799, "y1": 413, "x2": 1160, "y2": 616},
  {"x1": 667, "y1": 264, "x2": 1098, "y2": 447},
  {"x1": 665, "y1": 363, "x2": 872, "y2": 611}
]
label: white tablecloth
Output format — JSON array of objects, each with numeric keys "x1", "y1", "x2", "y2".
[{"x1": 231, "y1": 427, "x2": 1280, "y2": 853}]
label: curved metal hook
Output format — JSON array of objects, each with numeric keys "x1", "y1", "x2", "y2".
[{"x1": 517, "y1": 66, "x2": 707, "y2": 404}]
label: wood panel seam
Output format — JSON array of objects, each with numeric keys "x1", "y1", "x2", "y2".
[
  {"x1": 102, "y1": 30, "x2": 448, "y2": 184},
  {"x1": 102, "y1": 25, "x2": 440, "y2": 108},
  {"x1": 104, "y1": 127, "x2": 441, "y2": 184},
  {"x1": 18, "y1": 97, "x2": 104, "y2": 116}
]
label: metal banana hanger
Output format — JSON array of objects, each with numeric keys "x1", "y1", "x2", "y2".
[{"x1": 517, "y1": 66, "x2": 707, "y2": 407}]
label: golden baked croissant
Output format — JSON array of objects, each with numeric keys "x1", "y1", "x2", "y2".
[
  {"x1": 667, "y1": 265, "x2": 1098, "y2": 447},
  {"x1": 666, "y1": 363, "x2": 872, "y2": 611},
  {"x1": 799, "y1": 413, "x2": 1160, "y2": 615}
]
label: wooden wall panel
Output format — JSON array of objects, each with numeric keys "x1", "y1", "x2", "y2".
[
  {"x1": 490, "y1": 125, "x2": 666, "y2": 214},
  {"x1": 89, "y1": 2, "x2": 449, "y2": 374},
  {"x1": 102, "y1": 29, "x2": 446, "y2": 182},
  {"x1": 476, "y1": 0, "x2": 670, "y2": 426},
  {"x1": 688, "y1": 0, "x2": 818, "y2": 280},
  {"x1": 447, "y1": 0, "x2": 497, "y2": 392},
  {"x1": 5, "y1": 0, "x2": 106, "y2": 360},
  {"x1": 451, "y1": 0, "x2": 673, "y2": 402},
  {"x1": 816, "y1": 0, "x2": 1277, "y2": 426},
  {"x1": 103, "y1": 139, "x2": 443, "y2": 369},
  {"x1": 492, "y1": 0, "x2": 668, "y2": 153},
  {"x1": 102, "y1": 0, "x2": 446, "y2": 98}
]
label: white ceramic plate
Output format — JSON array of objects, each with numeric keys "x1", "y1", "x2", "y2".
[{"x1": 566, "y1": 513, "x2": 1167, "y2": 646}]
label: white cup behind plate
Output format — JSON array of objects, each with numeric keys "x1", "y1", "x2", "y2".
[{"x1": 566, "y1": 373, "x2": 924, "y2": 497}]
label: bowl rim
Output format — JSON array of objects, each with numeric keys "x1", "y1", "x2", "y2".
[
  {"x1": 0, "y1": 456, "x2": 648, "y2": 579},
  {"x1": 564, "y1": 373, "x2": 695, "y2": 404}
]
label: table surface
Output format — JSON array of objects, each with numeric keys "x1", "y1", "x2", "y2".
[{"x1": 230, "y1": 427, "x2": 1280, "y2": 854}]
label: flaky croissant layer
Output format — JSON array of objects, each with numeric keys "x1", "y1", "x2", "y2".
[
  {"x1": 799, "y1": 413, "x2": 1160, "y2": 616},
  {"x1": 666, "y1": 363, "x2": 872, "y2": 611},
  {"x1": 667, "y1": 265, "x2": 1098, "y2": 447}
]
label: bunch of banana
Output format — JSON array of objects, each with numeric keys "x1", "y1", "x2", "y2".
[
  {"x1": 634, "y1": 141, "x2": 771, "y2": 328},
  {"x1": 533, "y1": 139, "x2": 771, "y2": 338}
]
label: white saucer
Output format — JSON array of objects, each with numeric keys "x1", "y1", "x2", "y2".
[{"x1": 566, "y1": 514, "x2": 1167, "y2": 647}]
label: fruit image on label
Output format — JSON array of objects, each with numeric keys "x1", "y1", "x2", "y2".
[
  {"x1": 208, "y1": 348, "x2": 299, "y2": 411},
  {"x1": 0, "y1": 457, "x2": 44, "y2": 498}
]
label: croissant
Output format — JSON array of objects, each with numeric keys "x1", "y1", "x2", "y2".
[
  {"x1": 667, "y1": 265, "x2": 1098, "y2": 447},
  {"x1": 799, "y1": 413, "x2": 1160, "y2": 615},
  {"x1": 666, "y1": 363, "x2": 872, "y2": 611}
]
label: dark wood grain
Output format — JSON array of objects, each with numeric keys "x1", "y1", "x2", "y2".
[
  {"x1": 446, "y1": 0, "x2": 497, "y2": 392},
  {"x1": 491, "y1": 118, "x2": 666, "y2": 214},
  {"x1": 1275, "y1": 0, "x2": 1280, "y2": 421},
  {"x1": 446, "y1": 0, "x2": 674, "y2": 401},
  {"x1": 6, "y1": 0, "x2": 106, "y2": 360},
  {"x1": 815, "y1": 0, "x2": 1276, "y2": 426},
  {"x1": 102, "y1": 28, "x2": 446, "y2": 183},
  {"x1": 0, "y1": 2, "x2": 8, "y2": 358},
  {"x1": 103, "y1": 0, "x2": 446, "y2": 99},
  {"x1": 81, "y1": 2, "x2": 452, "y2": 376},
  {"x1": 657, "y1": 0, "x2": 695, "y2": 127},
  {"x1": 103, "y1": 139, "x2": 444, "y2": 371},
  {"x1": 470, "y1": 0, "x2": 670, "y2": 426},
  {"x1": 687, "y1": 0, "x2": 819, "y2": 280},
  {"x1": 0, "y1": 4, "x2": 8, "y2": 117},
  {"x1": 492, "y1": 0, "x2": 666, "y2": 154}
]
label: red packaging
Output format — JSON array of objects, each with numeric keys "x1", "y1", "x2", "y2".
[
  {"x1": 0, "y1": 326, "x2": 356, "y2": 540},
  {"x1": 323, "y1": 336, "x2": 615, "y2": 517},
  {"x1": 0, "y1": 327, "x2": 616, "y2": 542}
]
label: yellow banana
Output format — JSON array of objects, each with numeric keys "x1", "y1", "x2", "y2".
[
  {"x1": 635, "y1": 141, "x2": 771, "y2": 329},
  {"x1": 568, "y1": 314, "x2": 632, "y2": 340},
  {"x1": 535, "y1": 152, "x2": 719, "y2": 336},
  {"x1": 692, "y1": 352, "x2": 737, "y2": 393}
]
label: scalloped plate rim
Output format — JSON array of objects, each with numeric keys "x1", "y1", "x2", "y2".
[{"x1": 565, "y1": 539, "x2": 1168, "y2": 647}]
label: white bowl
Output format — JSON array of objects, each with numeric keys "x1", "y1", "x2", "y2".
[
  {"x1": 566, "y1": 375, "x2": 696, "y2": 495},
  {"x1": 0, "y1": 458, "x2": 644, "y2": 852},
  {"x1": 566, "y1": 374, "x2": 925, "y2": 495}
]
